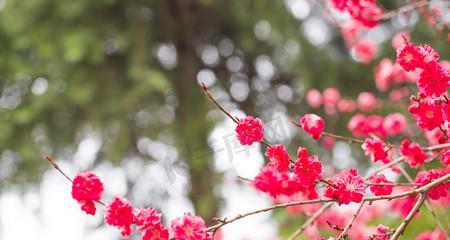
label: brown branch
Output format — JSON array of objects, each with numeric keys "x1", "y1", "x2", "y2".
[
  {"x1": 379, "y1": 0, "x2": 431, "y2": 20},
  {"x1": 200, "y1": 82, "x2": 239, "y2": 123},
  {"x1": 206, "y1": 174, "x2": 449, "y2": 232},
  {"x1": 336, "y1": 201, "x2": 366, "y2": 240},
  {"x1": 287, "y1": 202, "x2": 333, "y2": 240},
  {"x1": 389, "y1": 193, "x2": 426, "y2": 240}
]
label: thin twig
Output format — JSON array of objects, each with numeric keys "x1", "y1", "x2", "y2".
[
  {"x1": 379, "y1": 0, "x2": 431, "y2": 20},
  {"x1": 287, "y1": 202, "x2": 333, "y2": 240},
  {"x1": 336, "y1": 201, "x2": 366, "y2": 239},
  {"x1": 44, "y1": 156, "x2": 105, "y2": 206},
  {"x1": 389, "y1": 193, "x2": 426, "y2": 240},
  {"x1": 205, "y1": 174, "x2": 450, "y2": 232}
]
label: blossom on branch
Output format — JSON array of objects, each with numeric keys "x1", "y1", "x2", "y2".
[
  {"x1": 294, "y1": 147, "x2": 323, "y2": 188},
  {"x1": 324, "y1": 169, "x2": 367, "y2": 205},
  {"x1": 265, "y1": 144, "x2": 291, "y2": 171},
  {"x1": 134, "y1": 208, "x2": 169, "y2": 240},
  {"x1": 171, "y1": 212, "x2": 211, "y2": 240},
  {"x1": 299, "y1": 114, "x2": 325, "y2": 140},
  {"x1": 71, "y1": 171, "x2": 104, "y2": 215},
  {"x1": 105, "y1": 196, "x2": 134, "y2": 237},
  {"x1": 235, "y1": 116, "x2": 264, "y2": 145},
  {"x1": 369, "y1": 174, "x2": 393, "y2": 196},
  {"x1": 414, "y1": 169, "x2": 449, "y2": 200},
  {"x1": 399, "y1": 139, "x2": 428, "y2": 168}
]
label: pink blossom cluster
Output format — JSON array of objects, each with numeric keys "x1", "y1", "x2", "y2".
[
  {"x1": 330, "y1": 0, "x2": 383, "y2": 28},
  {"x1": 71, "y1": 171, "x2": 211, "y2": 240},
  {"x1": 348, "y1": 113, "x2": 407, "y2": 137}
]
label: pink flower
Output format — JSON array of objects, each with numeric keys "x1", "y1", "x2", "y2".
[
  {"x1": 370, "y1": 224, "x2": 391, "y2": 240},
  {"x1": 408, "y1": 100, "x2": 443, "y2": 131},
  {"x1": 294, "y1": 147, "x2": 323, "y2": 188},
  {"x1": 306, "y1": 89, "x2": 322, "y2": 109},
  {"x1": 299, "y1": 114, "x2": 325, "y2": 140},
  {"x1": 369, "y1": 174, "x2": 393, "y2": 196},
  {"x1": 235, "y1": 116, "x2": 264, "y2": 145},
  {"x1": 265, "y1": 144, "x2": 291, "y2": 171},
  {"x1": 354, "y1": 39, "x2": 378, "y2": 64},
  {"x1": 357, "y1": 92, "x2": 377, "y2": 113},
  {"x1": 324, "y1": 169, "x2": 367, "y2": 205},
  {"x1": 374, "y1": 59, "x2": 394, "y2": 91},
  {"x1": 417, "y1": 44, "x2": 440, "y2": 68},
  {"x1": 416, "y1": 228, "x2": 446, "y2": 240},
  {"x1": 348, "y1": 114, "x2": 366, "y2": 137},
  {"x1": 71, "y1": 171, "x2": 104, "y2": 215},
  {"x1": 417, "y1": 61, "x2": 449, "y2": 98},
  {"x1": 399, "y1": 139, "x2": 428, "y2": 168},
  {"x1": 397, "y1": 42, "x2": 422, "y2": 72},
  {"x1": 254, "y1": 166, "x2": 302, "y2": 197},
  {"x1": 414, "y1": 169, "x2": 449, "y2": 200},
  {"x1": 362, "y1": 115, "x2": 386, "y2": 137},
  {"x1": 440, "y1": 150, "x2": 450, "y2": 166},
  {"x1": 171, "y1": 213, "x2": 211, "y2": 240},
  {"x1": 104, "y1": 197, "x2": 134, "y2": 237},
  {"x1": 382, "y1": 113, "x2": 406, "y2": 136},
  {"x1": 134, "y1": 208, "x2": 169, "y2": 240},
  {"x1": 322, "y1": 88, "x2": 341, "y2": 107},
  {"x1": 362, "y1": 138, "x2": 391, "y2": 164},
  {"x1": 392, "y1": 32, "x2": 409, "y2": 49}
]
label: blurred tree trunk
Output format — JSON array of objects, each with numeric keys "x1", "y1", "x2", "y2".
[{"x1": 166, "y1": 0, "x2": 219, "y2": 223}]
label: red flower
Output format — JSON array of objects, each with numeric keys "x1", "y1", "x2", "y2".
[
  {"x1": 294, "y1": 147, "x2": 323, "y2": 188},
  {"x1": 408, "y1": 100, "x2": 443, "y2": 131},
  {"x1": 235, "y1": 116, "x2": 264, "y2": 145},
  {"x1": 171, "y1": 212, "x2": 211, "y2": 240},
  {"x1": 254, "y1": 166, "x2": 302, "y2": 197},
  {"x1": 399, "y1": 139, "x2": 428, "y2": 168},
  {"x1": 253, "y1": 166, "x2": 281, "y2": 197},
  {"x1": 440, "y1": 150, "x2": 450, "y2": 167},
  {"x1": 134, "y1": 207, "x2": 169, "y2": 240},
  {"x1": 324, "y1": 169, "x2": 367, "y2": 205},
  {"x1": 396, "y1": 43, "x2": 422, "y2": 72},
  {"x1": 363, "y1": 115, "x2": 386, "y2": 137},
  {"x1": 362, "y1": 138, "x2": 391, "y2": 164},
  {"x1": 417, "y1": 44, "x2": 440, "y2": 68},
  {"x1": 71, "y1": 171, "x2": 104, "y2": 215},
  {"x1": 104, "y1": 196, "x2": 134, "y2": 237},
  {"x1": 299, "y1": 114, "x2": 325, "y2": 140},
  {"x1": 369, "y1": 174, "x2": 393, "y2": 196},
  {"x1": 265, "y1": 144, "x2": 291, "y2": 171},
  {"x1": 417, "y1": 62, "x2": 449, "y2": 98},
  {"x1": 414, "y1": 169, "x2": 449, "y2": 200}
]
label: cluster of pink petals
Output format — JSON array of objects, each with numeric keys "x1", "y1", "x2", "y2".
[
  {"x1": 357, "y1": 92, "x2": 377, "y2": 113},
  {"x1": 390, "y1": 194, "x2": 418, "y2": 218},
  {"x1": 235, "y1": 116, "x2": 264, "y2": 145},
  {"x1": 369, "y1": 224, "x2": 391, "y2": 240},
  {"x1": 299, "y1": 114, "x2": 325, "y2": 140},
  {"x1": 374, "y1": 58, "x2": 415, "y2": 92},
  {"x1": 294, "y1": 147, "x2": 324, "y2": 188},
  {"x1": 353, "y1": 39, "x2": 378, "y2": 64},
  {"x1": 362, "y1": 138, "x2": 391, "y2": 164},
  {"x1": 104, "y1": 196, "x2": 135, "y2": 237},
  {"x1": 134, "y1": 208, "x2": 169, "y2": 240},
  {"x1": 414, "y1": 168, "x2": 449, "y2": 200},
  {"x1": 369, "y1": 174, "x2": 393, "y2": 196},
  {"x1": 440, "y1": 149, "x2": 450, "y2": 166},
  {"x1": 348, "y1": 113, "x2": 407, "y2": 137},
  {"x1": 408, "y1": 100, "x2": 444, "y2": 131},
  {"x1": 265, "y1": 144, "x2": 291, "y2": 171},
  {"x1": 330, "y1": 0, "x2": 383, "y2": 28},
  {"x1": 399, "y1": 139, "x2": 428, "y2": 168},
  {"x1": 171, "y1": 212, "x2": 212, "y2": 240},
  {"x1": 71, "y1": 171, "x2": 104, "y2": 215},
  {"x1": 324, "y1": 168, "x2": 367, "y2": 205},
  {"x1": 254, "y1": 166, "x2": 302, "y2": 197},
  {"x1": 397, "y1": 40, "x2": 449, "y2": 98}
]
